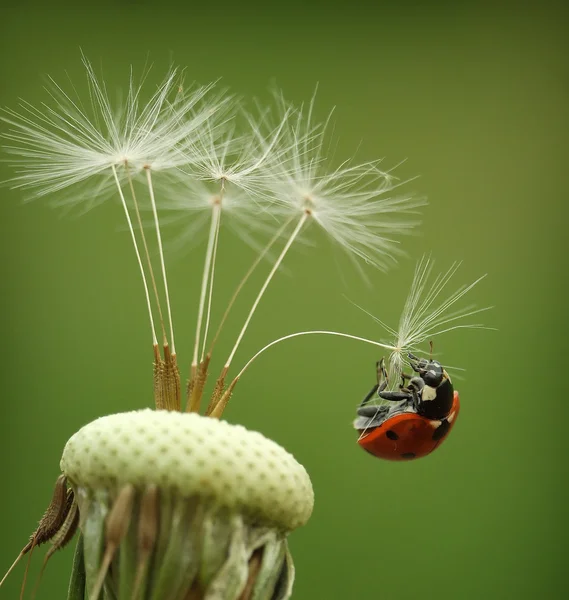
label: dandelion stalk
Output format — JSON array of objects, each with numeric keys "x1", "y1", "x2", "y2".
[
  {"x1": 208, "y1": 213, "x2": 308, "y2": 417},
  {"x1": 186, "y1": 199, "x2": 222, "y2": 413},
  {"x1": 225, "y1": 212, "x2": 308, "y2": 369},
  {"x1": 111, "y1": 164, "x2": 158, "y2": 346},
  {"x1": 236, "y1": 331, "x2": 398, "y2": 380},
  {"x1": 144, "y1": 166, "x2": 182, "y2": 410},
  {"x1": 122, "y1": 163, "x2": 182, "y2": 409},
  {"x1": 207, "y1": 216, "x2": 294, "y2": 357},
  {"x1": 124, "y1": 164, "x2": 167, "y2": 347},
  {"x1": 200, "y1": 201, "x2": 221, "y2": 362},
  {"x1": 145, "y1": 167, "x2": 176, "y2": 354}
]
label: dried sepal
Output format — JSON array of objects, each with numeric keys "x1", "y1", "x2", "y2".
[
  {"x1": 44, "y1": 491, "x2": 79, "y2": 557},
  {"x1": 33, "y1": 491, "x2": 79, "y2": 598},
  {"x1": 0, "y1": 474, "x2": 70, "y2": 590},
  {"x1": 29, "y1": 474, "x2": 70, "y2": 550}
]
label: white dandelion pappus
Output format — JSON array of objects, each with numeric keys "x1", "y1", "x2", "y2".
[
  {"x1": 358, "y1": 255, "x2": 492, "y2": 388},
  {"x1": 159, "y1": 97, "x2": 295, "y2": 254},
  {"x1": 256, "y1": 91, "x2": 427, "y2": 273},
  {"x1": 2, "y1": 58, "x2": 218, "y2": 198},
  {"x1": 180, "y1": 95, "x2": 293, "y2": 197}
]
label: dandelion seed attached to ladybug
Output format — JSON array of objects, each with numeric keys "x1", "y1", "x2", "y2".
[
  {"x1": 351, "y1": 256, "x2": 491, "y2": 461},
  {"x1": 0, "y1": 57, "x2": 491, "y2": 599},
  {"x1": 245, "y1": 256, "x2": 491, "y2": 462}
]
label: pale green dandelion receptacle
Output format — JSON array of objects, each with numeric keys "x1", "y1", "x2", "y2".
[
  {"x1": 1, "y1": 57, "x2": 490, "y2": 599},
  {"x1": 60, "y1": 410, "x2": 313, "y2": 599}
]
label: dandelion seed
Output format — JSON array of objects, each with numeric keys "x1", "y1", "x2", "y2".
[
  {"x1": 208, "y1": 92, "x2": 426, "y2": 407},
  {"x1": 1, "y1": 58, "x2": 224, "y2": 410},
  {"x1": 166, "y1": 103, "x2": 297, "y2": 412}
]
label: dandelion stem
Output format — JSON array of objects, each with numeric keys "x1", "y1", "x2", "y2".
[
  {"x1": 224, "y1": 212, "x2": 308, "y2": 371},
  {"x1": 124, "y1": 165, "x2": 167, "y2": 346},
  {"x1": 236, "y1": 331, "x2": 397, "y2": 380},
  {"x1": 111, "y1": 165, "x2": 157, "y2": 346},
  {"x1": 200, "y1": 206, "x2": 221, "y2": 362},
  {"x1": 192, "y1": 202, "x2": 222, "y2": 371},
  {"x1": 208, "y1": 217, "x2": 294, "y2": 356},
  {"x1": 145, "y1": 168, "x2": 176, "y2": 354}
]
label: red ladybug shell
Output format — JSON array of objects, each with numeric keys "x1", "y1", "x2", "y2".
[{"x1": 357, "y1": 391, "x2": 460, "y2": 460}]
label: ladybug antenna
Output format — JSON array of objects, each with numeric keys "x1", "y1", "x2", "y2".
[{"x1": 429, "y1": 340, "x2": 434, "y2": 359}]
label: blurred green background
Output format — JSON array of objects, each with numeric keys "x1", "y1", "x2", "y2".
[{"x1": 1, "y1": 1, "x2": 567, "y2": 599}]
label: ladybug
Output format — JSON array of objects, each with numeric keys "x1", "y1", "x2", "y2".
[{"x1": 353, "y1": 353, "x2": 460, "y2": 460}]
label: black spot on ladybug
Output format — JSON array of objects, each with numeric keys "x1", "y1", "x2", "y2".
[
  {"x1": 401, "y1": 452, "x2": 416, "y2": 459},
  {"x1": 386, "y1": 430, "x2": 399, "y2": 440},
  {"x1": 432, "y1": 419, "x2": 451, "y2": 441}
]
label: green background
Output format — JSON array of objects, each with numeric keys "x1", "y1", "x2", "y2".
[{"x1": 1, "y1": 2, "x2": 567, "y2": 599}]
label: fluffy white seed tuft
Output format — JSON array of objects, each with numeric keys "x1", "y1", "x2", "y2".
[
  {"x1": 363, "y1": 255, "x2": 492, "y2": 384},
  {"x1": 1, "y1": 57, "x2": 219, "y2": 199},
  {"x1": 255, "y1": 92, "x2": 427, "y2": 271}
]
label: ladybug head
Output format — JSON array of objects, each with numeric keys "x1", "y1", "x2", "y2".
[{"x1": 408, "y1": 354, "x2": 445, "y2": 388}]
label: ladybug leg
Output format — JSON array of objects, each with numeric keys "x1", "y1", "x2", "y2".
[
  {"x1": 358, "y1": 357, "x2": 388, "y2": 409},
  {"x1": 377, "y1": 389, "x2": 412, "y2": 403},
  {"x1": 409, "y1": 386, "x2": 422, "y2": 412},
  {"x1": 377, "y1": 358, "x2": 414, "y2": 402},
  {"x1": 356, "y1": 382, "x2": 382, "y2": 418},
  {"x1": 357, "y1": 401, "x2": 384, "y2": 418},
  {"x1": 358, "y1": 383, "x2": 380, "y2": 409},
  {"x1": 408, "y1": 353, "x2": 428, "y2": 374},
  {"x1": 356, "y1": 359, "x2": 386, "y2": 417}
]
